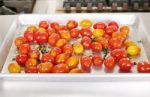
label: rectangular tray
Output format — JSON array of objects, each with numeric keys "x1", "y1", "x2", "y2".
[{"x1": 1, "y1": 14, "x2": 150, "y2": 81}]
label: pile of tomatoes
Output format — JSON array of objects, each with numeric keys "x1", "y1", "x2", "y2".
[{"x1": 7, "y1": 19, "x2": 150, "y2": 73}]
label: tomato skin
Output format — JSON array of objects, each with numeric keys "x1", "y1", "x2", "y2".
[
  {"x1": 70, "y1": 29, "x2": 79, "y2": 38},
  {"x1": 127, "y1": 45, "x2": 141, "y2": 57},
  {"x1": 62, "y1": 44, "x2": 73, "y2": 55},
  {"x1": 65, "y1": 56, "x2": 79, "y2": 69},
  {"x1": 29, "y1": 49, "x2": 40, "y2": 60},
  {"x1": 34, "y1": 32, "x2": 49, "y2": 44},
  {"x1": 109, "y1": 38, "x2": 123, "y2": 49},
  {"x1": 16, "y1": 54, "x2": 28, "y2": 67},
  {"x1": 80, "y1": 19, "x2": 92, "y2": 28},
  {"x1": 51, "y1": 63, "x2": 69, "y2": 73},
  {"x1": 60, "y1": 31, "x2": 71, "y2": 41},
  {"x1": 119, "y1": 58, "x2": 132, "y2": 72},
  {"x1": 105, "y1": 26, "x2": 118, "y2": 35},
  {"x1": 41, "y1": 53, "x2": 54, "y2": 63},
  {"x1": 48, "y1": 33, "x2": 60, "y2": 47},
  {"x1": 73, "y1": 43, "x2": 84, "y2": 54},
  {"x1": 80, "y1": 28, "x2": 92, "y2": 37},
  {"x1": 110, "y1": 49, "x2": 127, "y2": 61},
  {"x1": 19, "y1": 43, "x2": 30, "y2": 54},
  {"x1": 112, "y1": 32, "x2": 127, "y2": 42},
  {"x1": 93, "y1": 29, "x2": 105, "y2": 38},
  {"x1": 137, "y1": 62, "x2": 150, "y2": 73},
  {"x1": 69, "y1": 68, "x2": 82, "y2": 73},
  {"x1": 96, "y1": 37, "x2": 109, "y2": 49},
  {"x1": 38, "y1": 62, "x2": 53, "y2": 73},
  {"x1": 81, "y1": 36, "x2": 92, "y2": 49},
  {"x1": 56, "y1": 39, "x2": 67, "y2": 48},
  {"x1": 50, "y1": 22, "x2": 60, "y2": 31},
  {"x1": 120, "y1": 26, "x2": 130, "y2": 35},
  {"x1": 49, "y1": 47, "x2": 62, "y2": 57},
  {"x1": 39, "y1": 21, "x2": 49, "y2": 29},
  {"x1": 108, "y1": 21, "x2": 119, "y2": 29},
  {"x1": 25, "y1": 65, "x2": 38, "y2": 73},
  {"x1": 91, "y1": 42, "x2": 102, "y2": 53},
  {"x1": 47, "y1": 28, "x2": 56, "y2": 36},
  {"x1": 26, "y1": 25, "x2": 37, "y2": 33},
  {"x1": 104, "y1": 56, "x2": 115, "y2": 71},
  {"x1": 55, "y1": 53, "x2": 70, "y2": 64},
  {"x1": 24, "y1": 31, "x2": 34, "y2": 42},
  {"x1": 66, "y1": 20, "x2": 78, "y2": 30},
  {"x1": 93, "y1": 22, "x2": 107, "y2": 30},
  {"x1": 8, "y1": 63, "x2": 21, "y2": 73},
  {"x1": 92, "y1": 55, "x2": 103, "y2": 67},
  {"x1": 15, "y1": 37, "x2": 27, "y2": 48},
  {"x1": 80, "y1": 56, "x2": 92, "y2": 72},
  {"x1": 25, "y1": 58, "x2": 38, "y2": 67}
]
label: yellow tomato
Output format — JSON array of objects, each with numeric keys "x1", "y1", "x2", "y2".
[
  {"x1": 27, "y1": 25, "x2": 37, "y2": 33},
  {"x1": 120, "y1": 26, "x2": 130, "y2": 35},
  {"x1": 127, "y1": 45, "x2": 141, "y2": 56},
  {"x1": 38, "y1": 27, "x2": 47, "y2": 33},
  {"x1": 8, "y1": 63, "x2": 21, "y2": 73},
  {"x1": 80, "y1": 19, "x2": 92, "y2": 28},
  {"x1": 93, "y1": 29, "x2": 105, "y2": 38},
  {"x1": 73, "y1": 43, "x2": 84, "y2": 54},
  {"x1": 66, "y1": 56, "x2": 79, "y2": 69},
  {"x1": 125, "y1": 41, "x2": 137, "y2": 47}
]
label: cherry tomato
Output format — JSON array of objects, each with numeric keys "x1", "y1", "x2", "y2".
[
  {"x1": 81, "y1": 36, "x2": 92, "y2": 49},
  {"x1": 34, "y1": 32, "x2": 49, "y2": 44},
  {"x1": 50, "y1": 22, "x2": 60, "y2": 31},
  {"x1": 92, "y1": 55, "x2": 103, "y2": 67},
  {"x1": 73, "y1": 43, "x2": 84, "y2": 54},
  {"x1": 104, "y1": 56, "x2": 115, "y2": 71},
  {"x1": 110, "y1": 49, "x2": 127, "y2": 61},
  {"x1": 60, "y1": 31, "x2": 71, "y2": 41},
  {"x1": 49, "y1": 47, "x2": 62, "y2": 57},
  {"x1": 105, "y1": 26, "x2": 118, "y2": 35},
  {"x1": 41, "y1": 53, "x2": 54, "y2": 63},
  {"x1": 55, "y1": 53, "x2": 70, "y2": 64},
  {"x1": 109, "y1": 38, "x2": 123, "y2": 49},
  {"x1": 47, "y1": 28, "x2": 56, "y2": 36},
  {"x1": 62, "y1": 44, "x2": 73, "y2": 55},
  {"x1": 95, "y1": 37, "x2": 109, "y2": 49},
  {"x1": 69, "y1": 68, "x2": 82, "y2": 73},
  {"x1": 112, "y1": 32, "x2": 127, "y2": 41},
  {"x1": 58, "y1": 25, "x2": 68, "y2": 32},
  {"x1": 8, "y1": 63, "x2": 21, "y2": 73},
  {"x1": 15, "y1": 37, "x2": 27, "y2": 48},
  {"x1": 108, "y1": 21, "x2": 119, "y2": 29},
  {"x1": 137, "y1": 62, "x2": 150, "y2": 73},
  {"x1": 51, "y1": 63, "x2": 69, "y2": 73},
  {"x1": 80, "y1": 28, "x2": 92, "y2": 37},
  {"x1": 93, "y1": 22, "x2": 107, "y2": 30},
  {"x1": 24, "y1": 31, "x2": 34, "y2": 43},
  {"x1": 93, "y1": 29, "x2": 105, "y2": 38},
  {"x1": 66, "y1": 56, "x2": 79, "y2": 69},
  {"x1": 19, "y1": 43, "x2": 30, "y2": 54},
  {"x1": 66, "y1": 20, "x2": 78, "y2": 30},
  {"x1": 80, "y1": 19, "x2": 92, "y2": 28},
  {"x1": 124, "y1": 40, "x2": 137, "y2": 48},
  {"x1": 118, "y1": 58, "x2": 132, "y2": 72},
  {"x1": 39, "y1": 21, "x2": 49, "y2": 29},
  {"x1": 25, "y1": 58, "x2": 38, "y2": 67},
  {"x1": 70, "y1": 28, "x2": 80, "y2": 38},
  {"x1": 80, "y1": 55, "x2": 92, "y2": 72},
  {"x1": 127, "y1": 45, "x2": 141, "y2": 57},
  {"x1": 120, "y1": 26, "x2": 130, "y2": 35},
  {"x1": 56, "y1": 39, "x2": 67, "y2": 48},
  {"x1": 25, "y1": 65, "x2": 38, "y2": 73},
  {"x1": 91, "y1": 42, "x2": 102, "y2": 53},
  {"x1": 37, "y1": 27, "x2": 47, "y2": 33},
  {"x1": 29, "y1": 49, "x2": 40, "y2": 60},
  {"x1": 48, "y1": 33, "x2": 60, "y2": 47},
  {"x1": 26, "y1": 25, "x2": 37, "y2": 33},
  {"x1": 16, "y1": 54, "x2": 28, "y2": 66},
  {"x1": 38, "y1": 62, "x2": 53, "y2": 73}
]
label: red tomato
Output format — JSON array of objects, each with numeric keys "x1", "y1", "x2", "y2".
[
  {"x1": 24, "y1": 31, "x2": 34, "y2": 42},
  {"x1": 29, "y1": 49, "x2": 40, "y2": 60},
  {"x1": 56, "y1": 39, "x2": 67, "y2": 48},
  {"x1": 55, "y1": 53, "x2": 70, "y2": 64},
  {"x1": 16, "y1": 54, "x2": 28, "y2": 66},
  {"x1": 91, "y1": 42, "x2": 102, "y2": 53},
  {"x1": 39, "y1": 21, "x2": 49, "y2": 29},
  {"x1": 15, "y1": 37, "x2": 27, "y2": 48},
  {"x1": 19, "y1": 43, "x2": 30, "y2": 54},
  {"x1": 47, "y1": 28, "x2": 56, "y2": 36},
  {"x1": 50, "y1": 22, "x2": 60, "y2": 31},
  {"x1": 49, "y1": 47, "x2": 62, "y2": 57},
  {"x1": 51, "y1": 63, "x2": 69, "y2": 73},
  {"x1": 95, "y1": 37, "x2": 109, "y2": 49},
  {"x1": 104, "y1": 56, "x2": 115, "y2": 71},
  {"x1": 93, "y1": 22, "x2": 107, "y2": 30},
  {"x1": 108, "y1": 21, "x2": 119, "y2": 29},
  {"x1": 38, "y1": 62, "x2": 53, "y2": 73},
  {"x1": 119, "y1": 58, "x2": 132, "y2": 72},
  {"x1": 48, "y1": 33, "x2": 60, "y2": 47},
  {"x1": 66, "y1": 20, "x2": 78, "y2": 30},
  {"x1": 109, "y1": 38, "x2": 123, "y2": 49},
  {"x1": 25, "y1": 65, "x2": 38, "y2": 73},
  {"x1": 34, "y1": 32, "x2": 49, "y2": 44},
  {"x1": 137, "y1": 62, "x2": 150, "y2": 73},
  {"x1": 110, "y1": 49, "x2": 127, "y2": 61},
  {"x1": 41, "y1": 53, "x2": 54, "y2": 63},
  {"x1": 92, "y1": 55, "x2": 103, "y2": 67},
  {"x1": 80, "y1": 28, "x2": 92, "y2": 37},
  {"x1": 58, "y1": 25, "x2": 68, "y2": 32},
  {"x1": 62, "y1": 44, "x2": 73, "y2": 55},
  {"x1": 80, "y1": 55, "x2": 92, "y2": 72},
  {"x1": 105, "y1": 26, "x2": 118, "y2": 35},
  {"x1": 81, "y1": 36, "x2": 92, "y2": 49},
  {"x1": 70, "y1": 29, "x2": 79, "y2": 38}
]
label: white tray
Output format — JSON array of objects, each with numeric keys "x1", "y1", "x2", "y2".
[{"x1": 0, "y1": 14, "x2": 150, "y2": 81}]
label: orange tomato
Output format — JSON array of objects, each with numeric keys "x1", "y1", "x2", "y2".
[
  {"x1": 60, "y1": 31, "x2": 71, "y2": 41},
  {"x1": 80, "y1": 19, "x2": 92, "y2": 28},
  {"x1": 51, "y1": 63, "x2": 69, "y2": 73},
  {"x1": 8, "y1": 63, "x2": 21, "y2": 73},
  {"x1": 56, "y1": 39, "x2": 67, "y2": 48},
  {"x1": 38, "y1": 62, "x2": 53, "y2": 73},
  {"x1": 69, "y1": 68, "x2": 82, "y2": 73},
  {"x1": 120, "y1": 26, "x2": 130, "y2": 35},
  {"x1": 66, "y1": 56, "x2": 79, "y2": 69},
  {"x1": 15, "y1": 37, "x2": 27, "y2": 48}
]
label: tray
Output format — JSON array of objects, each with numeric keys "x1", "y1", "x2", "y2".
[{"x1": 0, "y1": 14, "x2": 150, "y2": 81}]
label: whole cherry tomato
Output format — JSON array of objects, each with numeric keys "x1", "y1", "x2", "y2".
[
  {"x1": 8, "y1": 63, "x2": 21, "y2": 73},
  {"x1": 104, "y1": 56, "x2": 115, "y2": 71},
  {"x1": 120, "y1": 26, "x2": 130, "y2": 35},
  {"x1": 80, "y1": 55, "x2": 92, "y2": 72},
  {"x1": 55, "y1": 53, "x2": 70, "y2": 64},
  {"x1": 137, "y1": 62, "x2": 150, "y2": 73},
  {"x1": 38, "y1": 62, "x2": 53, "y2": 73},
  {"x1": 56, "y1": 39, "x2": 67, "y2": 48},
  {"x1": 70, "y1": 28, "x2": 80, "y2": 38},
  {"x1": 108, "y1": 21, "x2": 119, "y2": 29},
  {"x1": 24, "y1": 31, "x2": 34, "y2": 42},
  {"x1": 91, "y1": 42, "x2": 102, "y2": 53},
  {"x1": 69, "y1": 68, "x2": 82, "y2": 73},
  {"x1": 65, "y1": 56, "x2": 79, "y2": 69},
  {"x1": 93, "y1": 29, "x2": 105, "y2": 38},
  {"x1": 25, "y1": 58, "x2": 38, "y2": 67},
  {"x1": 119, "y1": 58, "x2": 132, "y2": 72},
  {"x1": 110, "y1": 49, "x2": 127, "y2": 61},
  {"x1": 80, "y1": 28, "x2": 92, "y2": 37},
  {"x1": 60, "y1": 31, "x2": 71, "y2": 41},
  {"x1": 39, "y1": 21, "x2": 49, "y2": 29},
  {"x1": 127, "y1": 45, "x2": 141, "y2": 57},
  {"x1": 29, "y1": 49, "x2": 40, "y2": 60},
  {"x1": 51, "y1": 63, "x2": 69, "y2": 73},
  {"x1": 62, "y1": 44, "x2": 73, "y2": 55},
  {"x1": 49, "y1": 47, "x2": 62, "y2": 57},
  {"x1": 81, "y1": 36, "x2": 92, "y2": 49},
  {"x1": 34, "y1": 32, "x2": 49, "y2": 44},
  {"x1": 109, "y1": 38, "x2": 123, "y2": 49},
  {"x1": 41, "y1": 53, "x2": 54, "y2": 63},
  {"x1": 66, "y1": 20, "x2": 78, "y2": 30},
  {"x1": 15, "y1": 37, "x2": 27, "y2": 48},
  {"x1": 47, "y1": 28, "x2": 56, "y2": 36},
  {"x1": 80, "y1": 19, "x2": 92, "y2": 28},
  {"x1": 48, "y1": 33, "x2": 60, "y2": 47},
  {"x1": 16, "y1": 54, "x2": 28, "y2": 67},
  {"x1": 25, "y1": 65, "x2": 38, "y2": 73},
  {"x1": 105, "y1": 26, "x2": 118, "y2": 35},
  {"x1": 92, "y1": 55, "x2": 103, "y2": 67},
  {"x1": 26, "y1": 25, "x2": 37, "y2": 33},
  {"x1": 95, "y1": 37, "x2": 109, "y2": 49},
  {"x1": 73, "y1": 43, "x2": 84, "y2": 54},
  {"x1": 50, "y1": 22, "x2": 60, "y2": 31},
  {"x1": 93, "y1": 22, "x2": 107, "y2": 30},
  {"x1": 19, "y1": 43, "x2": 30, "y2": 54}
]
